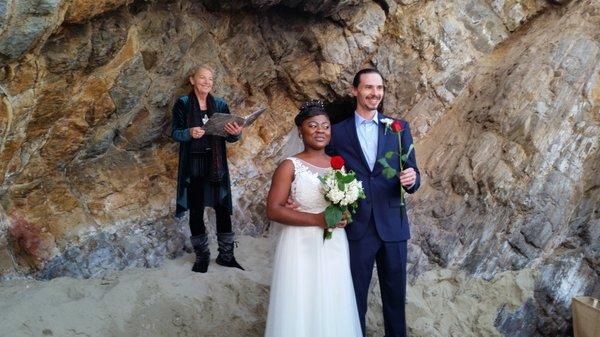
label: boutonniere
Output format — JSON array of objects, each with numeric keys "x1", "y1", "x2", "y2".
[
  {"x1": 380, "y1": 117, "x2": 402, "y2": 135},
  {"x1": 380, "y1": 117, "x2": 395, "y2": 135}
]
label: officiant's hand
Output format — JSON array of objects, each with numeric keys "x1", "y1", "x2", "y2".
[
  {"x1": 398, "y1": 167, "x2": 417, "y2": 187},
  {"x1": 224, "y1": 122, "x2": 243, "y2": 135},
  {"x1": 190, "y1": 127, "x2": 205, "y2": 139}
]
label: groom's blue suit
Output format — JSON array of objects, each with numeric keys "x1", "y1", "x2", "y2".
[{"x1": 328, "y1": 113, "x2": 420, "y2": 337}]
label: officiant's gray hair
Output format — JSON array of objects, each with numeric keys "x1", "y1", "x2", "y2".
[{"x1": 187, "y1": 64, "x2": 215, "y2": 78}]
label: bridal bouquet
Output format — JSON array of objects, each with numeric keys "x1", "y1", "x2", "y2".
[{"x1": 319, "y1": 156, "x2": 366, "y2": 240}]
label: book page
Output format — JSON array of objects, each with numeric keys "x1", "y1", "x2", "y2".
[{"x1": 202, "y1": 107, "x2": 267, "y2": 136}]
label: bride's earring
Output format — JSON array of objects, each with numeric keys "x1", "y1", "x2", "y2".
[{"x1": 299, "y1": 134, "x2": 303, "y2": 140}]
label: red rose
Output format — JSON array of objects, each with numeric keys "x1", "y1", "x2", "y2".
[
  {"x1": 330, "y1": 156, "x2": 345, "y2": 170},
  {"x1": 391, "y1": 120, "x2": 403, "y2": 133}
]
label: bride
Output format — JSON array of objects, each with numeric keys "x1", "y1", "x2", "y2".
[{"x1": 264, "y1": 101, "x2": 362, "y2": 337}]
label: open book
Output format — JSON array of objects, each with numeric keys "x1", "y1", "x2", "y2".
[{"x1": 202, "y1": 107, "x2": 267, "y2": 137}]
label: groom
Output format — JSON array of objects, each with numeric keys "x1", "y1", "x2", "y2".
[{"x1": 328, "y1": 68, "x2": 420, "y2": 337}]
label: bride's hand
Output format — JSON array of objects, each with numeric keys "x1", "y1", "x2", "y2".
[
  {"x1": 336, "y1": 210, "x2": 350, "y2": 228},
  {"x1": 335, "y1": 219, "x2": 348, "y2": 228},
  {"x1": 316, "y1": 214, "x2": 347, "y2": 229},
  {"x1": 314, "y1": 213, "x2": 327, "y2": 229}
]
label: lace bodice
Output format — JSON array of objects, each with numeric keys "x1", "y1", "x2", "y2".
[{"x1": 287, "y1": 157, "x2": 331, "y2": 214}]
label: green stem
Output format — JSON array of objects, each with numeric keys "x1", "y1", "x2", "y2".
[{"x1": 398, "y1": 133, "x2": 404, "y2": 206}]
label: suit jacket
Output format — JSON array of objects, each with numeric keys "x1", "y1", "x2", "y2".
[{"x1": 327, "y1": 114, "x2": 420, "y2": 241}]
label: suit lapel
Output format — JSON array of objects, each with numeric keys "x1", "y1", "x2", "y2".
[
  {"x1": 344, "y1": 117, "x2": 371, "y2": 172},
  {"x1": 374, "y1": 115, "x2": 392, "y2": 175}
]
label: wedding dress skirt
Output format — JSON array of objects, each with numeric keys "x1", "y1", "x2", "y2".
[{"x1": 264, "y1": 157, "x2": 362, "y2": 337}]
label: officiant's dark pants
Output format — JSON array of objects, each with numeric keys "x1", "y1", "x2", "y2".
[
  {"x1": 188, "y1": 176, "x2": 232, "y2": 236},
  {"x1": 349, "y1": 217, "x2": 408, "y2": 337}
]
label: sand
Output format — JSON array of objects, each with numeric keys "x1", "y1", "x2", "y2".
[{"x1": 0, "y1": 235, "x2": 535, "y2": 337}]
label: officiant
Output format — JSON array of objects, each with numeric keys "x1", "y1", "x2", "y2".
[{"x1": 171, "y1": 65, "x2": 244, "y2": 273}]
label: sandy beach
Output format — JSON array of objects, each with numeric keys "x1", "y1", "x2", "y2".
[{"x1": 0, "y1": 235, "x2": 535, "y2": 337}]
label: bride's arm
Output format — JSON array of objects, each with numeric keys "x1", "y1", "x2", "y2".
[{"x1": 267, "y1": 160, "x2": 326, "y2": 228}]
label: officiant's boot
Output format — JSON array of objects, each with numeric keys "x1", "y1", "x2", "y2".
[
  {"x1": 190, "y1": 234, "x2": 210, "y2": 273},
  {"x1": 215, "y1": 232, "x2": 244, "y2": 270}
]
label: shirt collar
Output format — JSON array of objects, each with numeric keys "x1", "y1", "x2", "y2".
[{"x1": 354, "y1": 110, "x2": 379, "y2": 126}]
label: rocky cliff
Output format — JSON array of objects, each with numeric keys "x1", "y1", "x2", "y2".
[{"x1": 0, "y1": 0, "x2": 598, "y2": 336}]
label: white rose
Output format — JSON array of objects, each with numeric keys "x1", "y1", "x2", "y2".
[
  {"x1": 327, "y1": 189, "x2": 344, "y2": 204},
  {"x1": 326, "y1": 177, "x2": 336, "y2": 190},
  {"x1": 347, "y1": 188, "x2": 359, "y2": 203},
  {"x1": 380, "y1": 117, "x2": 393, "y2": 126}
]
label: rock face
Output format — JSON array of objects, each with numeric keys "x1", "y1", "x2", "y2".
[
  {"x1": 0, "y1": 0, "x2": 598, "y2": 336},
  {"x1": 408, "y1": 4, "x2": 600, "y2": 335}
]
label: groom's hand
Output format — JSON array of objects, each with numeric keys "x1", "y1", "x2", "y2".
[
  {"x1": 283, "y1": 197, "x2": 299, "y2": 210},
  {"x1": 398, "y1": 167, "x2": 417, "y2": 187}
]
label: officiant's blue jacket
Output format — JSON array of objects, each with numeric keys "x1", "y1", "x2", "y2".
[
  {"x1": 327, "y1": 114, "x2": 420, "y2": 241},
  {"x1": 171, "y1": 95, "x2": 240, "y2": 218}
]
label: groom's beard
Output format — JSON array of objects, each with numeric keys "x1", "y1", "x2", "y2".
[{"x1": 362, "y1": 95, "x2": 382, "y2": 111}]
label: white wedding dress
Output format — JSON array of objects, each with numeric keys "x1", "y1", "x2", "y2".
[{"x1": 265, "y1": 157, "x2": 362, "y2": 337}]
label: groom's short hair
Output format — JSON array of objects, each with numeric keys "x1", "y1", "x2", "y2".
[{"x1": 352, "y1": 68, "x2": 384, "y2": 88}]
